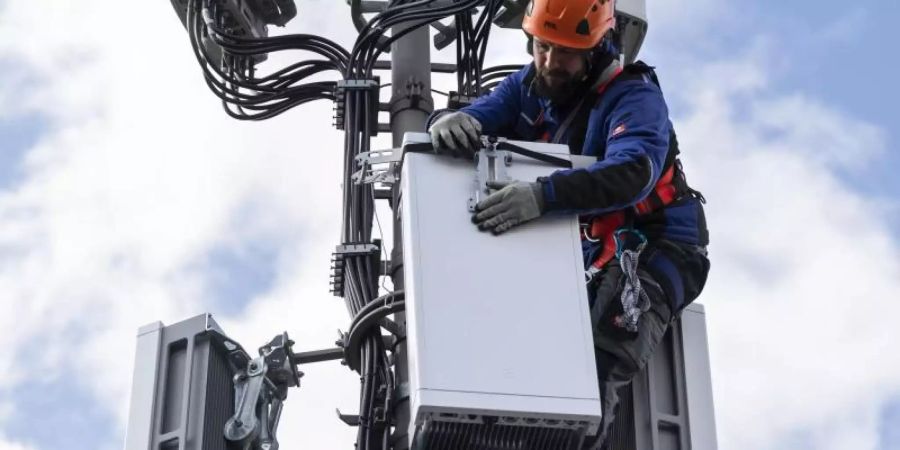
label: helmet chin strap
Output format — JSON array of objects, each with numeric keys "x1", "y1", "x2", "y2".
[
  {"x1": 589, "y1": 56, "x2": 622, "y2": 91},
  {"x1": 586, "y1": 40, "x2": 619, "y2": 88}
]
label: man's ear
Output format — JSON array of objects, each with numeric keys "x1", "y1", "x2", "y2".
[{"x1": 524, "y1": 31, "x2": 533, "y2": 56}]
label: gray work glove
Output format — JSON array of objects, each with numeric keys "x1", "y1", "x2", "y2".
[
  {"x1": 429, "y1": 111, "x2": 482, "y2": 158},
  {"x1": 472, "y1": 180, "x2": 545, "y2": 235}
]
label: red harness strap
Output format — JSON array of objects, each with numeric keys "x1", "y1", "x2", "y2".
[
  {"x1": 586, "y1": 164, "x2": 680, "y2": 271},
  {"x1": 586, "y1": 211, "x2": 627, "y2": 272},
  {"x1": 562, "y1": 65, "x2": 688, "y2": 272},
  {"x1": 635, "y1": 164, "x2": 677, "y2": 215},
  {"x1": 538, "y1": 65, "x2": 679, "y2": 271}
]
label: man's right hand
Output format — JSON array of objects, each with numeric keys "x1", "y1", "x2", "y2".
[{"x1": 429, "y1": 111, "x2": 482, "y2": 158}]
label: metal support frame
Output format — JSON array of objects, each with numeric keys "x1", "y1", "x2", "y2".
[
  {"x1": 632, "y1": 317, "x2": 692, "y2": 450},
  {"x1": 607, "y1": 303, "x2": 718, "y2": 450}
]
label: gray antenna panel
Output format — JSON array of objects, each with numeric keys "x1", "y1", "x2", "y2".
[{"x1": 124, "y1": 314, "x2": 247, "y2": 450}]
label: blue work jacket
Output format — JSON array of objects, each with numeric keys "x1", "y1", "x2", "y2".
[{"x1": 430, "y1": 61, "x2": 710, "y2": 309}]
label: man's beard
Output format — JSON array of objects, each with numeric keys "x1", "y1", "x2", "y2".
[{"x1": 533, "y1": 68, "x2": 587, "y2": 106}]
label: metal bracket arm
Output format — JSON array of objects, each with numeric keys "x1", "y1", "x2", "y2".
[
  {"x1": 351, "y1": 148, "x2": 402, "y2": 185},
  {"x1": 223, "y1": 332, "x2": 304, "y2": 450},
  {"x1": 224, "y1": 357, "x2": 268, "y2": 449},
  {"x1": 468, "y1": 142, "x2": 513, "y2": 212}
]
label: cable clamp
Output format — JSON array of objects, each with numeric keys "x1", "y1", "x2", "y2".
[
  {"x1": 333, "y1": 79, "x2": 380, "y2": 133},
  {"x1": 335, "y1": 79, "x2": 380, "y2": 91},
  {"x1": 388, "y1": 77, "x2": 434, "y2": 118},
  {"x1": 329, "y1": 241, "x2": 382, "y2": 297}
]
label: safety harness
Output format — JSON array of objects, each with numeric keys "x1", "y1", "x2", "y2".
[
  {"x1": 430, "y1": 61, "x2": 701, "y2": 286},
  {"x1": 563, "y1": 62, "x2": 701, "y2": 279}
]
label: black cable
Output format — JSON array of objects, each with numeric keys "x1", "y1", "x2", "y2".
[
  {"x1": 182, "y1": 2, "x2": 512, "y2": 449},
  {"x1": 346, "y1": 301, "x2": 407, "y2": 371},
  {"x1": 473, "y1": 0, "x2": 502, "y2": 95},
  {"x1": 481, "y1": 64, "x2": 524, "y2": 75},
  {"x1": 474, "y1": 1, "x2": 500, "y2": 94},
  {"x1": 354, "y1": 0, "x2": 482, "y2": 75},
  {"x1": 187, "y1": 0, "x2": 347, "y2": 120},
  {"x1": 364, "y1": 5, "x2": 480, "y2": 75},
  {"x1": 351, "y1": 0, "x2": 436, "y2": 61},
  {"x1": 334, "y1": 3, "x2": 497, "y2": 449},
  {"x1": 349, "y1": 291, "x2": 405, "y2": 333}
]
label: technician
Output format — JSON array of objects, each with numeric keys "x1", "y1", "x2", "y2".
[{"x1": 427, "y1": 0, "x2": 710, "y2": 445}]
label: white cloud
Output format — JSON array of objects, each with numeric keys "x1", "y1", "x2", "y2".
[
  {"x1": 749, "y1": 94, "x2": 886, "y2": 171},
  {"x1": 0, "y1": 1, "x2": 898, "y2": 450},
  {"x1": 668, "y1": 46, "x2": 900, "y2": 449},
  {"x1": 643, "y1": 0, "x2": 742, "y2": 59},
  {"x1": 0, "y1": 438, "x2": 35, "y2": 450},
  {"x1": 0, "y1": 0, "x2": 359, "y2": 447},
  {"x1": 0, "y1": 404, "x2": 34, "y2": 450}
]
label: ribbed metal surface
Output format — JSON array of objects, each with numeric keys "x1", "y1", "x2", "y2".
[
  {"x1": 419, "y1": 418, "x2": 586, "y2": 450},
  {"x1": 607, "y1": 382, "x2": 636, "y2": 450},
  {"x1": 202, "y1": 343, "x2": 233, "y2": 450}
]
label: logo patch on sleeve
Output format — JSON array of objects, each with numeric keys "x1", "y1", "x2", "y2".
[{"x1": 612, "y1": 123, "x2": 627, "y2": 137}]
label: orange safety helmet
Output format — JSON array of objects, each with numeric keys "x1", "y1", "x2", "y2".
[{"x1": 522, "y1": 0, "x2": 616, "y2": 50}]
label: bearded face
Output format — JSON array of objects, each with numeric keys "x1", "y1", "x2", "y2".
[
  {"x1": 533, "y1": 65, "x2": 588, "y2": 105},
  {"x1": 531, "y1": 37, "x2": 590, "y2": 106}
]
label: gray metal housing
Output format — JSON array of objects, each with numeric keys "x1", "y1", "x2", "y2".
[
  {"x1": 607, "y1": 304, "x2": 718, "y2": 450},
  {"x1": 124, "y1": 314, "x2": 247, "y2": 450},
  {"x1": 614, "y1": 0, "x2": 649, "y2": 64},
  {"x1": 396, "y1": 132, "x2": 717, "y2": 450},
  {"x1": 400, "y1": 134, "x2": 604, "y2": 448}
]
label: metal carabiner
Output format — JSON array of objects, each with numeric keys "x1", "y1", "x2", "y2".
[{"x1": 613, "y1": 228, "x2": 648, "y2": 260}]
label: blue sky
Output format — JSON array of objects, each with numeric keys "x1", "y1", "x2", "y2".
[
  {"x1": 2, "y1": 381, "x2": 118, "y2": 450},
  {"x1": 738, "y1": 0, "x2": 900, "y2": 208},
  {"x1": 881, "y1": 398, "x2": 900, "y2": 450},
  {"x1": 1, "y1": 1, "x2": 899, "y2": 450},
  {"x1": 644, "y1": 0, "x2": 900, "y2": 220},
  {"x1": 0, "y1": 115, "x2": 44, "y2": 190}
]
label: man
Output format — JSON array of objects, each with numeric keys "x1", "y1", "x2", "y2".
[{"x1": 427, "y1": 0, "x2": 710, "y2": 447}]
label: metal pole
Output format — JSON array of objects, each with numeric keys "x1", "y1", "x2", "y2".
[{"x1": 388, "y1": 22, "x2": 433, "y2": 450}]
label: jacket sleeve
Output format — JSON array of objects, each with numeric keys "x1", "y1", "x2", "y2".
[
  {"x1": 426, "y1": 67, "x2": 527, "y2": 134},
  {"x1": 539, "y1": 80, "x2": 671, "y2": 215}
]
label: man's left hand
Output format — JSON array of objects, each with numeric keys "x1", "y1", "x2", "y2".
[{"x1": 472, "y1": 180, "x2": 545, "y2": 235}]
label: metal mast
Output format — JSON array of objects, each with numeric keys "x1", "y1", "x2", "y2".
[{"x1": 387, "y1": 21, "x2": 434, "y2": 450}]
